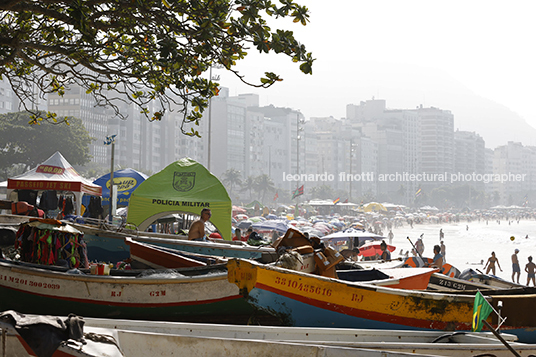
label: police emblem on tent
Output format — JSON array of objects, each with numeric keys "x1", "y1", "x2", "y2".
[{"x1": 173, "y1": 172, "x2": 195, "y2": 192}]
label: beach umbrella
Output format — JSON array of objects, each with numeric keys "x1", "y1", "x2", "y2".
[
  {"x1": 235, "y1": 214, "x2": 249, "y2": 221},
  {"x1": 358, "y1": 241, "x2": 396, "y2": 257},
  {"x1": 251, "y1": 220, "x2": 289, "y2": 234},
  {"x1": 232, "y1": 206, "x2": 247, "y2": 214},
  {"x1": 266, "y1": 214, "x2": 278, "y2": 220},
  {"x1": 313, "y1": 223, "x2": 331, "y2": 234},
  {"x1": 248, "y1": 216, "x2": 265, "y2": 223},
  {"x1": 236, "y1": 221, "x2": 252, "y2": 230},
  {"x1": 364, "y1": 202, "x2": 387, "y2": 212},
  {"x1": 351, "y1": 222, "x2": 365, "y2": 230},
  {"x1": 303, "y1": 228, "x2": 325, "y2": 238},
  {"x1": 329, "y1": 220, "x2": 345, "y2": 228}
]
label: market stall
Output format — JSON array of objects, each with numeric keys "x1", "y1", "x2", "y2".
[{"x1": 6, "y1": 151, "x2": 102, "y2": 217}]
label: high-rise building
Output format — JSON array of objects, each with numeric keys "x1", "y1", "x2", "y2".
[
  {"x1": 414, "y1": 105, "x2": 454, "y2": 191},
  {"x1": 453, "y1": 130, "x2": 486, "y2": 190}
]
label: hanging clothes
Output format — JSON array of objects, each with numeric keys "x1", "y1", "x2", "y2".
[
  {"x1": 15, "y1": 221, "x2": 88, "y2": 268},
  {"x1": 39, "y1": 190, "x2": 59, "y2": 211},
  {"x1": 18, "y1": 190, "x2": 38, "y2": 205},
  {"x1": 87, "y1": 196, "x2": 104, "y2": 219}
]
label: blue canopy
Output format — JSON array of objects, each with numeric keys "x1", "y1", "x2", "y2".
[{"x1": 83, "y1": 168, "x2": 148, "y2": 207}]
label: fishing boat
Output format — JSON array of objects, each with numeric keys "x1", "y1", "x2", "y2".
[
  {"x1": 69, "y1": 221, "x2": 278, "y2": 263},
  {"x1": 459, "y1": 268, "x2": 524, "y2": 289},
  {"x1": 0, "y1": 258, "x2": 263, "y2": 325},
  {"x1": 321, "y1": 230, "x2": 386, "y2": 252},
  {"x1": 427, "y1": 272, "x2": 518, "y2": 292},
  {"x1": 3, "y1": 311, "x2": 536, "y2": 357},
  {"x1": 124, "y1": 237, "x2": 226, "y2": 269},
  {"x1": 227, "y1": 258, "x2": 536, "y2": 343},
  {"x1": 0, "y1": 310, "x2": 124, "y2": 357},
  {"x1": 337, "y1": 267, "x2": 438, "y2": 290},
  {"x1": 403, "y1": 256, "x2": 461, "y2": 278},
  {"x1": 0, "y1": 213, "x2": 31, "y2": 225}
]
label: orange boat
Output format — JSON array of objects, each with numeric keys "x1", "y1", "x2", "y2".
[
  {"x1": 338, "y1": 267, "x2": 438, "y2": 290},
  {"x1": 403, "y1": 256, "x2": 460, "y2": 278}
]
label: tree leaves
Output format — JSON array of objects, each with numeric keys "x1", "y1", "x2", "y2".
[
  {"x1": 0, "y1": 111, "x2": 93, "y2": 180},
  {"x1": 0, "y1": 0, "x2": 314, "y2": 136}
]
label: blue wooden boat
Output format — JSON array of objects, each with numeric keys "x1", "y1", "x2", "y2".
[
  {"x1": 70, "y1": 222, "x2": 277, "y2": 263},
  {"x1": 228, "y1": 258, "x2": 536, "y2": 343}
]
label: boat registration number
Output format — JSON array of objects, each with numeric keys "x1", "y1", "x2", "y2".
[
  {"x1": 438, "y1": 278, "x2": 467, "y2": 290},
  {"x1": 274, "y1": 276, "x2": 332, "y2": 297},
  {"x1": 1, "y1": 274, "x2": 60, "y2": 290}
]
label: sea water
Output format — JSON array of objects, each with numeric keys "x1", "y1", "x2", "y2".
[{"x1": 389, "y1": 219, "x2": 536, "y2": 284}]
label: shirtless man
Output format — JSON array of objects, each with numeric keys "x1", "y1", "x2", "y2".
[
  {"x1": 431, "y1": 245, "x2": 443, "y2": 269},
  {"x1": 512, "y1": 249, "x2": 520, "y2": 284},
  {"x1": 188, "y1": 208, "x2": 211, "y2": 241},
  {"x1": 526, "y1": 256, "x2": 536, "y2": 287}
]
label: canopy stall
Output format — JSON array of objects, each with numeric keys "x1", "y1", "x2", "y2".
[
  {"x1": 6, "y1": 151, "x2": 102, "y2": 215},
  {"x1": 127, "y1": 158, "x2": 232, "y2": 240},
  {"x1": 82, "y1": 168, "x2": 148, "y2": 208}
]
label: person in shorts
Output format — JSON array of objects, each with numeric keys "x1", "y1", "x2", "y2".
[{"x1": 512, "y1": 249, "x2": 520, "y2": 284}]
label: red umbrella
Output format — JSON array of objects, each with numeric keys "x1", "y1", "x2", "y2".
[{"x1": 358, "y1": 241, "x2": 396, "y2": 257}]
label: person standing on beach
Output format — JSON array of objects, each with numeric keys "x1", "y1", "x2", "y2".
[
  {"x1": 431, "y1": 245, "x2": 443, "y2": 269},
  {"x1": 439, "y1": 229, "x2": 444, "y2": 241},
  {"x1": 484, "y1": 252, "x2": 502, "y2": 275},
  {"x1": 440, "y1": 241, "x2": 446, "y2": 262},
  {"x1": 526, "y1": 256, "x2": 536, "y2": 286},
  {"x1": 415, "y1": 234, "x2": 424, "y2": 256},
  {"x1": 512, "y1": 249, "x2": 520, "y2": 284},
  {"x1": 388, "y1": 230, "x2": 394, "y2": 245}
]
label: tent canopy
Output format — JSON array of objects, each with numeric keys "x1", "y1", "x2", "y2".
[
  {"x1": 7, "y1": 151, "x2": 102, "y2": 215},
  {"x1": 84, "y1": 168, "x2": 148, "y2": 207},
  {"x1": 126, "y1": 158, "x2": 232, "y2": 240}
]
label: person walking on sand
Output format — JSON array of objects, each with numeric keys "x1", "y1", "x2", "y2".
[
  {"x1": 415, "y1": 234, "x2": 424, "y2": 256},
  {"x1": 512, "y1": 249, "x2": 521, "y2": 284},
  {"x1": 526, "y1": 256, "x2": 536, "y2": 286},
  {"x1": 388, "y1": 230, "x2": 394, "y2": 245},
  {"x1": 484, "y1": 251, "x2": 502, "y2": 275}
]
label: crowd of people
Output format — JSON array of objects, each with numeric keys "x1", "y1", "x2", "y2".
[{"x1": 187, "y1": 207, "x2": 536, "y2": 287}]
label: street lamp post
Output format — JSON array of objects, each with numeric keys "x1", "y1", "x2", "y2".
[
  {"x1": 349, "y1": 139, "x2": 355, "y2": 200},
  {"x1": 104, "y1": 134, "x2": 117, "y2": 223}
]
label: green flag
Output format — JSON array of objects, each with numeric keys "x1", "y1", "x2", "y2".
[{"x1": 472, "y1": 291, "x2": 493, "y2": 332}]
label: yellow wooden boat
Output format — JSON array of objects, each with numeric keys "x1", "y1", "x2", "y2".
[{"x1": 228, "y1": 259, "x2": 536, "y2": 343}]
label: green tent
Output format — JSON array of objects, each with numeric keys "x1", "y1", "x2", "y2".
[
  {"x1": 245, "y1": 200, "x2": 265, "y2": 208},
  {"x1": 126, "y1": 158, "x2": 232, "y2": 240}
]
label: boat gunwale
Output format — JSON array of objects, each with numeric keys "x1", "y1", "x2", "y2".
[
  {"x1": 2, "y1": 260, "x2": 228, "y2": 285},
  {"x1": 72, "y1": 222, "x2": 275, "y2": 252}
]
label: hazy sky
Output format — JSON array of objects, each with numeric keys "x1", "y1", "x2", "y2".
[{"x1": 218, "y1": 1, "x2": 536, "y2": 128}]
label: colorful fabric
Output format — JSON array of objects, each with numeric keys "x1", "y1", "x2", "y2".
[{"x1": 291, "y1": 185, "x2": 304, "y2": 199}]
